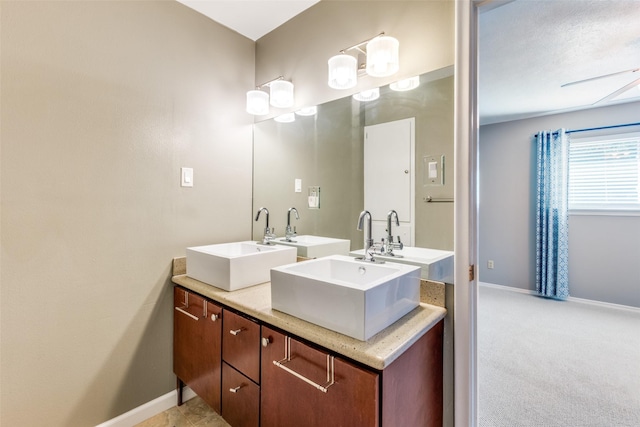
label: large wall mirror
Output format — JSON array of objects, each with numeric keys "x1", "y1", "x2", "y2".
[{"x1": 252, "y1": 66, "x2": 455, "y2": 251}]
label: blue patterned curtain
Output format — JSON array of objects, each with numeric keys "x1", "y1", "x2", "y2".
[{"x1": 535, "y1": 129, "x2": 569, "y2": 299}]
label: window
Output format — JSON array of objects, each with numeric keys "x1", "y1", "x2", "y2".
[{"x1": 569, "y1": 132, "x2": 640, "y2": 211}]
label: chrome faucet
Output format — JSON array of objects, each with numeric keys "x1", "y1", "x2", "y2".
[
  {"x1": 383, "y1": 210, "x2": 404, "y2": 256},
  {"x1": 285, "y1": 207, "x2": 299, "y2": 241},
  {"x1": 356, "y1": 210, "x2": 383, "y2": 263},
  {"x1": 255, "y1": 207, "x2": 276, "y2": 245}
]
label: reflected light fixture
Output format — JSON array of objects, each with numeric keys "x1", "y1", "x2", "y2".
[
  {"x1": 246, "y1": 76, "x2": 294, "y2": 115},
  {"x1": 328, "y1": 32, "x2": 399, "y2": 89},
  {"x1": 353, "y1": 88, "x2": 380, "y2": 102},
  {"x1": 390, "y1": 76, "x2": 420, "y2": 92},
  {"x1": 295, "y1": 106, "x2": 318, "y2": 116},
  {"x1": 274, "y1": 112, "x2": 295, "y2": 123}
]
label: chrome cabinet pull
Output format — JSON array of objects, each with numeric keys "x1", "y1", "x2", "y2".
[
  {"x1": 229, "y1": 385, "x2": 243, "y2": 393},
  {"x1": 211, "y1": 313, "x2": 219, "y2": 322},
  {"x1": 230, "y1": 328, "x2": 245, "y2": 336},
  {"x1": 174, "y1": 306, "x2": 198, "y2": 321},
  {"x1": 261, "y1": 337, "x2": 271, "y2": 347},
  {"x1": 273, "y1": 336, "x2": 335, "y2": 393}
]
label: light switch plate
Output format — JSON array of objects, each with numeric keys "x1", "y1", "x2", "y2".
[{"x1": 181, "y1": 167, "x2": 193, "y2": 187}]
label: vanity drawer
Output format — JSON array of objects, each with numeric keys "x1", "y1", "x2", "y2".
[
  {"x1": 222, "y1": 309, "x2": 261, "y2": 383},
  {"x1": 222, "y1": 362, "x2": 260, "y2": 427}
]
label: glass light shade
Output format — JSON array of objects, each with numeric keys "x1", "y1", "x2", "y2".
[
  {"x1": 274, "y1": 112, "x2": 295, "y2": 123},
  {"x1": 366, "y1": 36, "x2": 399, "y2": 77},
  {"x1": 295, "y1": 106, "x2": 317, "y2": 116},
  {"x1": 246, "y1": 90, "x2": 269, "y2": 115},
  {"x1": 390, "y1": 76, "x2": 420, "y2": 92},
  {"x1": 352, "y1": 88, "x2": 380, "y2": 102},
  {"x1": 270, "y1": 80, "x2": 294, "y2": 108},
  {"x1": 328, "y1": 54, "x2": 357, "y2": 89}
]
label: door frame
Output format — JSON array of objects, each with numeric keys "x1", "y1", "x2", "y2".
[{"x1": 453, "y1": 1, "x2": 481, "y2": 426}]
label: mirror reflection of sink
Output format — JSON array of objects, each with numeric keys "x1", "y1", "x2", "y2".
[
  {"x1": 350, "y1": 247, "x2": 454, "y2": 283},
  {"x1": 186, "y1": 241, "x2": 297, "y2": 291},
  {"x1": 274, "y1": 235, "x2": 351, "y2": 258},
  {"x1": 270, "y1": 255, "x2": 420, "y2": 341}
]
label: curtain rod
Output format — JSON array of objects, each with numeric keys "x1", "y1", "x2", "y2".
[{"x1": 534, "y1": 122, "x2": 640, "y2": 138}]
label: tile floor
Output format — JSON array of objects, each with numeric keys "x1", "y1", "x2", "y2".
[{"x1": 134, "y1": 397, "x2": 231, "y2": 427}]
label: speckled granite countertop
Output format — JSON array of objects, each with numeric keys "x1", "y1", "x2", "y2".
[{"x1": 171, "y1": 273, "x2": 446, "y2": 371}]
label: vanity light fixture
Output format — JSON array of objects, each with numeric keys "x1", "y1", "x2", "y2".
[
  {"x1": 390, "y1": 76, "x2": 420, "y2": 92},
  {"x1": 366, "y1": 36, "x2": 399, "y2": 77},
  {"x1": 274, "y1": 112, "x2": 296, "y2": 123},
  {"x1": 246, "y1": 76, "x2": 294, "y2": 115},
  {"x1": 328, "y1": 54, "x2": 358, "y2": 89},
  {"x1": 328, "y1": 32, "x2": 399, "y2": 89},
  {"x1": 246, "y1": 90, "x2": 269, "y2": 115},
  {"x1": 353, "y1": 88, "x2": 380, "y2": 102}
]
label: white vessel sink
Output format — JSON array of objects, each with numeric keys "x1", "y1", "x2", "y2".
[
  {"x1": 186, "y1": 241, "x2": 297, "y2": 291},
  {"x1": 270, "y1": 255, "x2": 420, "y2": 341},
  {"x1": 350, "y1": 246, "x2": 454, "y2": 283},
  {"x1": 275, "y1": 235, "x2": 351, "y2": 258}
]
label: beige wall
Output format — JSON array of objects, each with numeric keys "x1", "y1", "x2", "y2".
[
  {"x1": 0, "y1": 1, "x2": 254, "y2": 426},
  {"x1": 255, "y1": 0, "x2": 455, "y2": 119}
]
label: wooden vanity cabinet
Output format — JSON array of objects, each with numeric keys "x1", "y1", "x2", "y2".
[
  {"x1": 260, "y1": 326, "x2": 380, "y2": 427},
  {"x1": 173, "y1": 287, "x2": 223, "y2": 412},
  {"x1": 173, "y1": 285, "x2": 444, "y2": 427},
  {"x1": 221, "y1": 309, "x2": 262, "y2": 427}
]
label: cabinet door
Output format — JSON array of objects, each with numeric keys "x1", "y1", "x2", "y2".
[
  {"x1": 173, "y1": 287, "x2": 222, "y2": 412},
  {"x1": 261, "y1": 326, "x2": 379, "y2": 427},
  {"x1": 221, "y1": 362, "x2": 260, "y2": 427}
]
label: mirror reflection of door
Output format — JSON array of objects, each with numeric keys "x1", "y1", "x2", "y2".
[{"x1": 364, "y1": 118, "x2": 415, "y2": 246}]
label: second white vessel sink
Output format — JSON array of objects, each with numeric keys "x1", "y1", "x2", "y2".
[
  {"x1": 275, "y1": 235, "x2": 351, "y2": 258},
  {"x1": 350, "y1": 246, "x2": 454, "y2": 283},
  {"x1": 186, "y1": 241, "x2": 297, "y2": 291},
  {"x1": 270, "y1": 255, "x2": 420, "y2": 340}
]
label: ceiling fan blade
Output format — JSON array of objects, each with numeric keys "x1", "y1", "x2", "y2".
[
  {"x1": 593, "y1": 76, "x2": 640, "y2": 105},
  {"x1": 561, "y1": 68, "x2": 639, "y2": 88}
]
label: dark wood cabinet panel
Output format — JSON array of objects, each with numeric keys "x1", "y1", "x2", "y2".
[
  {"x1": 173, "y1": 287, "x2": 223, "y2": 412},
  {"x1": 260, "y1": 326, "x2": 379, "y2": 427},
  {"x1": 222, "y1": 309, "x2": 261, "y2": 384},
  {"x1": 381, "y1": 320, "x2": 444, "y2": 427},
  {"x1": 221, "y1": 362, "x2": 260, "y2": 427}
]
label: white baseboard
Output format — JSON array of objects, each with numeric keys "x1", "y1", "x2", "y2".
[
  {"x1": 479, "y1": 281, "x2": 640, "y2": 313},
  {"x1": 95, "y1": 386, "x2": 197, "y2": 427}
]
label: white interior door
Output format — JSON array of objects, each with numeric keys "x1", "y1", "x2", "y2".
[{"x1": 364, "y1": 118, "x2": 415, "y2": 246}]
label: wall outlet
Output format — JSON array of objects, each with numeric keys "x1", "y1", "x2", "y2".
[{"x1": 487, "y1": 260, "x2": 494, "y2": 269}]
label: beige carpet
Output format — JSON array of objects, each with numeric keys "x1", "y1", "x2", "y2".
[{"x1": 478, "y1": 284, "x2": 640, "y2": 426}]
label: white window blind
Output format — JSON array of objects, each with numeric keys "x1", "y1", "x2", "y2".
[{"x1": 569, "y1": 132, "x2": 640, "y2": 211}]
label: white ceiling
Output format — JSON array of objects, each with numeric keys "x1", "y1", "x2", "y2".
[
  {"x1": 177, "y1": 0, "x2": 640, "y2": 125},
  {"x1": 479, "y1": 0, "x2": 640, "y2": 125},
  {"x1": 176, "y1": 0, "x2": 319, "y2": 41}
]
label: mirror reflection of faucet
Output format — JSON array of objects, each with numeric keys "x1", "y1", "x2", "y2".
[
  {"x1": 283, "y1": 207, "x2": 299, "y2": 242},
  {"x1": 381, "y1": 210, "x2": 404, "y2": 257},
  {"x1": 255, "y1": 207, "x2": 276, "y2": 245}
]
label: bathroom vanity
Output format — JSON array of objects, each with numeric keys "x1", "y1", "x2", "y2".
[{"x1": 172, "y1": 259, "x2": 446, "y2": 427}]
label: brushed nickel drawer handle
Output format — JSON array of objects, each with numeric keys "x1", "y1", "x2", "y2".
[
  {"x1": 273, "y1": 336, "x2": 335, "y2": 393},
  {"x1": 230, "y1": 328, "x2": 245, "y2": 336},
  {"x1": 229, "y1": 385, "x2": 243, "y2": 393},
  {"x1": 175, "y1": 306, "x2": 198, "y2": 321}
]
